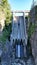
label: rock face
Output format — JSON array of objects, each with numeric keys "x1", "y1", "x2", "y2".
[
  {"x1": 30, "y1": 27, "x2": 37, "y2": 65},
  {"x1": 29, "y1": 4, "x2": 37, "y2": 65}
]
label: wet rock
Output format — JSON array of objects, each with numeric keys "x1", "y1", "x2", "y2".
[
  {"x1": 0, "y1": 50, "x2": 2, "y2": 57},
  {"x1": 27, "y1": 57, "x2": 35, "y2": 65},
  {"x1": 11, "y1": 59, "x2": 26, "y2": 65},
  {"x1": 0, "y1": 41, "x2": 35, "y2": 65},
  {"x1": 1, "y1": 61, "x2": 8, "y2": 65},
  {"x1": 11, "y1": 62, "x2": 26, "y2": 65}
]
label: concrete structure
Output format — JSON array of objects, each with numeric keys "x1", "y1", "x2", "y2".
[
  {"x1": 10, "y1": 11, "x2": 35, "y2": 65},
  {"x1": 10, "y1": 11, "x2": 27, "y2": 56},
  {"x1": 11, "y1": 10, "x2": 29, "y2": 44},
  {"x1": 12, "y1": 10, "x2": 29, "y2": 33}
]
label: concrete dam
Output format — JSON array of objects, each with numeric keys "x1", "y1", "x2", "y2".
[{"x1": 10, "y1": 11, "x2": 35, "y2": 65}]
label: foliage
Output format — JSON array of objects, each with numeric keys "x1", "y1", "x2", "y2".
[
  {"x1": 0, "y1": 22, "x2": 12, "y2": 43},
  {"x1": 28, "y1": 22, "x2": 35, "y2": 39},
  {"x1": 26, "y1": 38, "x2": 32, "y2": 57},
  {"x1": 0, "y1": 0, "x2": 12, "y2": 25},
  {"x1": 0, "y1": 0, "x2": 12, "y2": 43},
  {"x1": 3, "y1": 22, "x2": 12, "y2": 41},
  {"x1": 27, "y1": 21, "x2": 35, "y2": 56}
]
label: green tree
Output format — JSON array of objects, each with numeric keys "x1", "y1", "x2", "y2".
[
  {"x1": 1, "y1": 0, "x2": 12, "y2": 25},
  {"x1": 0, "y1": 0, "x2": 12, "y2": 43},
  {"x1": 28, "y1": 22, "x2": 35, "y2": 39},
  {"x1": 26, "y1": 21, "x2": 35, "y2": 57}
]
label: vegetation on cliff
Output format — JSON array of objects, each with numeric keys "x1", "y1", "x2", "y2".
[
  {"x1": 27, "y1": 18, "x2": 35, "y2": 57},
  {"x1": 0, "y1": 0, "x2": 12, "y2": 43}
]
